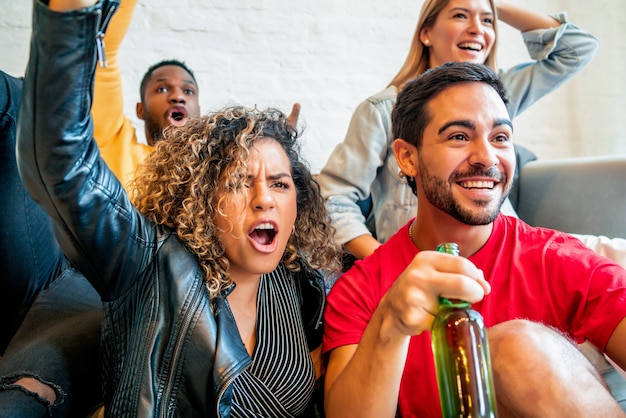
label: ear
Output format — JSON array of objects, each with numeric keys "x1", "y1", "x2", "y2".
[
  {"x1": 136, "y1": 102, "x2": 145, "y2": 120},
  {"x1": 393, "y1": 138, "x2": 419, "y2": 178},
  {"x1": 419, "y1": 27, "x2": 431, "y2": 46}
]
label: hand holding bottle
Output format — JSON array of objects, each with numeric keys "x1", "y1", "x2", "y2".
[{"x1": 377, "y1": 248, "x2": 490, "y2": 339}]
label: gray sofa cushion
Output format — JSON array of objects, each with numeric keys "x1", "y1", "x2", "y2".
[{"x1": 516, "y1": 155, "x2": 626, "y2": 239}]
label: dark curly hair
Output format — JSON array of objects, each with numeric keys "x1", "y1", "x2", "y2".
[{"x1": 130, "y1": 106, "x2": 341, "y2": 300}]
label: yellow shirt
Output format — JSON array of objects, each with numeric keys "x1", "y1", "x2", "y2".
[{"x1": 93, "y1": 0, "x2": 152, "y2": 190}]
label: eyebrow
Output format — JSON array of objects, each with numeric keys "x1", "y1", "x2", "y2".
[
  {"x1": 153, "y1": 77, "x2": 197, "y2": 87},
  {"x1": 438, "y1": 118, "x2": 513, "y2": 134},
  {"x1": 449, "y1": 7, "x2": 494, "y2": 16},
  {"x1": 270, "y1": 172, "x2": 292, "y2": 180},
  {"x1": 247, "y1": 172, "x2": 293, "y2": 180}
]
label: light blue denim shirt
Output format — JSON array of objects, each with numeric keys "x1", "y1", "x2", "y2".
[{"x1": 319, "y1": 13, "x2": 600, "y2": 245}]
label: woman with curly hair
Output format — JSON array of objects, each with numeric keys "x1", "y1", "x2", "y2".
[{"x1": 17, "y1": 1, "x2": 341, "y2": 417}]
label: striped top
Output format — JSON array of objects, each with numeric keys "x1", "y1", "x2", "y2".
[{"x1": 230, "y1": 264, "x2": 315, "y2": 417}]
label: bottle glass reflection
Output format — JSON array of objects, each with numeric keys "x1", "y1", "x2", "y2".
[{"x1": 431, "y1": 243, "x2": 497, "y2": 417}]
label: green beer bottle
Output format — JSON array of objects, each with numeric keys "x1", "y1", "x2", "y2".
[{"x1": 431, "y1": 243, "x2": 497, "y2": 417}]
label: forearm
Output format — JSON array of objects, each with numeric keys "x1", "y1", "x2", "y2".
[
  {"x1": 496, "y1": 1, "x2": 559, "y2": 32},
  {"x1": 325, "y1": 309, "x2": 410, "y2": 417},
  {"x1": 605, "y1": 316, "x2": 626, "y2": 371},
  {"x1": 17, "y1": 0, "x2": 141, "y2": 297},
  {"x1": 18, "y1": 1, "x2": 105, "y2": 211},
  {"x1": 93, "y1": 0, "x2": 137, "y2": 143},
  {"x1": 344, "y1": 234, "x2": 381, "y2": 260}
]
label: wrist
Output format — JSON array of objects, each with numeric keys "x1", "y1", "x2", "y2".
[{"x1": 49, "y1": 0, "x2": 98, "y2": 12}]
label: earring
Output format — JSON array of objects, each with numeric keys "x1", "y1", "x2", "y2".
[{"x1": 423, "y1": 39, "x2": 430, "y2": 46}]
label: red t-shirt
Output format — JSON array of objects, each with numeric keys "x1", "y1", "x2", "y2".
[{"x1": 323, "y1": 214, "x2": 626, "y2": 417}]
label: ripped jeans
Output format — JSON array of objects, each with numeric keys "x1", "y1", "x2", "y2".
[{"x1": 0, "y1": 269, "x2": 102, "y2": 418}]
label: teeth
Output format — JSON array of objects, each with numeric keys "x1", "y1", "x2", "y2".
[
  {"x1": 255, "y1": 222, "x2": 274, "y2": 230},
  {"x1": 461, "y1": 181, "x2": 494, "y2": 189},
  {"x1": 458, "y1": 42, "x2": 482, "y2": 51}
]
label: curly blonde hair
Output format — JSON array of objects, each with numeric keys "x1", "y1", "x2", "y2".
[{"x1": 130, "y1": 106, "x2": 341, "y2": 301}]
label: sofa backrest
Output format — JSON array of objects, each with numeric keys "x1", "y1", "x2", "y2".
[{"x1": 516, "y1": 155, "x2": 626, "y2": 239}]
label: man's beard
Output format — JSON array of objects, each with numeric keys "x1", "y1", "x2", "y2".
[
  {"x1": 144, "y1": 113, "x2": 164, "y2": 146},
  {"x1": 418, "y1": 156, "x2": 509, "y2": 225}
]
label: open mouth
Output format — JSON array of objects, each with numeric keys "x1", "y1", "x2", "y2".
[
  {"x1": 458, "y1": 42, "x2": 483, "y2": 52},
  {"x1": 249, "y1": 222, "x2": 277, "y2": 245},
  {"x1": 167, "y1": 106, "x2": 188, "y2": 126},
  {"x1": 459, "y1": 180, "x2": 495, "y2": 190}
]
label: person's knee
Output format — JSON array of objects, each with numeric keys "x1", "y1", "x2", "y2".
[
  {"x1": 489, "y1": 319, "x2": 601, "y2": 380},
  {"x1": 0, "y1": 373, "x2": 62, "y2": 411},
  {"x1": 488, "y1": 319, "x2": 581, "y2": 365},
  {"x1": 14, "y1": 376, "x2": 58, "y2": 404},
  {"x1": 488, "y1": 319, "x2": 552, "y2": 367},
  {"x1": 486, "y1": 320, "x2": 623, "y2": 416}
]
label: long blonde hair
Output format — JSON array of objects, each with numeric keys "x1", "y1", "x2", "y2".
[{"x1": 388, "y1": 0, "x2": 499, "y2": 91}]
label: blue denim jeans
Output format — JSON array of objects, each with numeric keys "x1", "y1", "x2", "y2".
[
  {"x1": 604, "y1": 367, "x2": 626, "y2": 412},
  {"x1": 0, "y1": 269, "x2": 102, "y2": 418}
]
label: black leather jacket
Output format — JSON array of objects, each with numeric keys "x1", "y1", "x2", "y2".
[{"x1": 18, "y1": 2, "x2": 325, "y2": 417}]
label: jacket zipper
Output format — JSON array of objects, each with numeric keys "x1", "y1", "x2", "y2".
[
  {"x1": 313, "y1": 278, "x2": 325, "y2": 332},
  {"x1": 214, "y1": 297, "x2": 251, "y2": 418},
  {"x1": 94, "y1": 2, "x2": 118, "y2": 68},
  {"x1": 159, "y1": 281, "x2": 204, "y2": 418},
  {"x1": 215, "y1": 360, "x2": 251, "y2": 418}
]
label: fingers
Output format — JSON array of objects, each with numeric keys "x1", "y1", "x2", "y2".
[
  {"x1": 286, "y1": 102, "x2": 301, "y2": 128},
  {"x1": 419, "y1": 251, "x2": 489, "y2": 303},
  {"x1": 421, "y1": 305, "x2": 438, "y2": 318},
  {"x1": 380, "y1": 251, "x2": 488, "y2": 337}
]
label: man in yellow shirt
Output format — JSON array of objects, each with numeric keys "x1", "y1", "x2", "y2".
[{"x1": 93, "y1": 0, "x2": 200, "y2": 188}]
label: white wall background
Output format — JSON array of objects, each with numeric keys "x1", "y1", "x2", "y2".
[{"x1": 1, "y1": 0, "x2": 625, "y2": 173}]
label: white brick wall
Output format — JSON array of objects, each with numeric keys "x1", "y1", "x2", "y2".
[{"x1": 1, "y1": 0, "x2": 625, "y2": 172}]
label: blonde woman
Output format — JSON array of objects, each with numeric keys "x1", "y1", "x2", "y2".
[{"x1": 319, "y1": 0, "x2": 599, "y2": 260}]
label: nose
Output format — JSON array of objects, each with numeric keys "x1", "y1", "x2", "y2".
[
  {"x1": 169, "y1": 87, "x2": 186, "y2": 104},
  {"x1": 251, "y1": 181, "x2": 275, "y2": 211},
  {"x1": 468, "y1": 138, "x2": 498, "y2": 169},
  {"x1": 467, "y1": 15, "x2": 485, "y2": 35}
]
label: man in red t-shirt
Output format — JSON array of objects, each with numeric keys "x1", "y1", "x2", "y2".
[{"x1": 323, "y1": 62, "x2": 626, "y2": 417}]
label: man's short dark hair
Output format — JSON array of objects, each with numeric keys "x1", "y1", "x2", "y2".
[
  {"x1": 392, "y1": 62, "x2": 509, "y2": 149},
  {"x1": 139, "y1": 59, "x2": 197, "y2": 101}
]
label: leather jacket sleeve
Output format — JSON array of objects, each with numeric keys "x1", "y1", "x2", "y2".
[{"x1": 17, "y1": 0, "x2": 157, "y2": 301}]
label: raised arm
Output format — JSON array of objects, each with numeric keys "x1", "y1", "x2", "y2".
[
  {"x1": 92, "y1": 0, "x2": 137, "y2": 145},
  {"x1": 496, "y1": 2, "x2": 600, "y2": 118},
  {"x1": 18, "y1": 0, "x2": 154, "y2": 299},
  {"x1": 495, "y1": 1, "x2": 560, "y2": 32}
]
